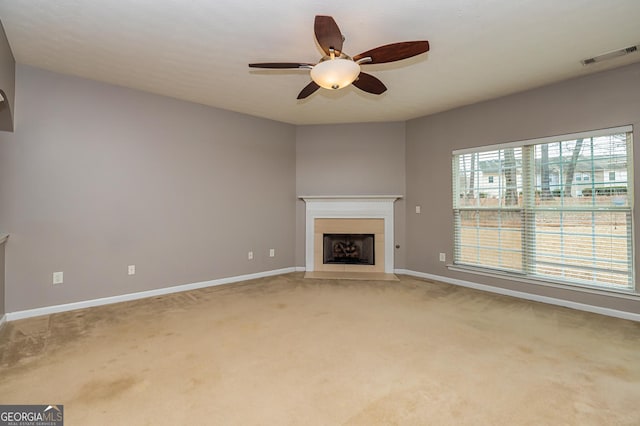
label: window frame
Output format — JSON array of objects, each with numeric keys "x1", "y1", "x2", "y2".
[{"x1": 452, "y1": 125, "x2": 635, "y2": 295}]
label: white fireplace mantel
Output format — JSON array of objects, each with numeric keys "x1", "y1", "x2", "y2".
[{"x1": 299, "y1": 195, "x2": 402, "y2": 273}]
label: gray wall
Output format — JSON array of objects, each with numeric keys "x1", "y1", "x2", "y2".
[
  {"x1": 0, "y1": 65, "x2": 296, "y2": 312},
  {"x1": 3, "y1": 60, "x2": 639, "y2": 315},
  {"x1": 0, "y1": 241, "x2": 5, "y2": 317},
  {"x1": 0, "y1": 20, "x2": 15, "y2": 132},
  {"x1": 406, "y1": 62, "x2": 640, "y2": 314},
  {"x1": 295, "y1": 122, "x2": 406, "y2": 268}
]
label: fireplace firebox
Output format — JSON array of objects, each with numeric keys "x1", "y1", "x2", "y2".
[{"x1": 323, "y1": 233, "x2": 375, "y2": 265}]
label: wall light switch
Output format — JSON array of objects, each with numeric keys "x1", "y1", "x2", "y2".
[
  {"x1": 248, "y1": 251, "x2": 254, "y2": 260},
  {"x1": 415, "y1": 206, "x2": 421, "y2": 214},
  {"x1": 269, "y1": 248, "x2": 275, "y2": 257},
  {"x1": 439, "y1": 253, "x2": 446, "y2": 262},
  {"x1": 128, "y1": 265, "x2": 136, "y2": 275},
  {"x1": 53, "y1": 271, "x2": 64, "y2": 285}
]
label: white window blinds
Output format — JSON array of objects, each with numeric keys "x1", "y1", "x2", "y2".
[{"x1": 452, "y1": 127, "x2": 634, "y2": 292}]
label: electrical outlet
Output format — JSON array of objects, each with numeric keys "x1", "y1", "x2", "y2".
[
  {"x1": 439, "y1": 253, "x2": 446, "y2": 262},
  {"x1": 415, "y1": 205, "x2": 421, "y2": 214},
  {"x1": 269, "y1": 248, "x2": 275, "y2": 257},
  {"x1": 128, "y1": 265, "x2": 136, "y2": 275},
  {"x1": 248, "y1": 251, "x2": 254, "y2": 260},
  {"x1": 53, "y1": 271, "x2": 64, "y2": 285}
]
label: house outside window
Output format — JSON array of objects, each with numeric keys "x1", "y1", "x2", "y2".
[
  {"x1": 610, "y1": 171, "x2": 616, "y2": 181},
  {"x1": 452, "y1": 126, "x2": 634, "y2": 293}
]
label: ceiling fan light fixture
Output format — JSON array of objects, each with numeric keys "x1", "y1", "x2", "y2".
[{"x1": 310, "y1": 58, "x2": 360, "y2": 90}]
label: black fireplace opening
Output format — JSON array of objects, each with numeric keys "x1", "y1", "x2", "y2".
[{"x1": 323, "y1": 233, "x2": 375, "y2": 265}]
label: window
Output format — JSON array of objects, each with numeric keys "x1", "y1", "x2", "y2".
[
  {"x1": 609, "y1": 171, "x2": 616, "y2": 181},
  {"x1": 453, "y1": 126, "x2": 634, "y2": 292},
  {"x1": 488, "y1": 176, "x2": 494, "y2": 183}
]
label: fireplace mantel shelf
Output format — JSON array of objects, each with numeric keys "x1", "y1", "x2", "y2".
[{"x1": 299, "y1": 195, "x2": 402, "y2": 201}]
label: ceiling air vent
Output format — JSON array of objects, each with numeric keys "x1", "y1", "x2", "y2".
[{"x1": 581, "y1": 44, "x2": 639, "y2": 66}]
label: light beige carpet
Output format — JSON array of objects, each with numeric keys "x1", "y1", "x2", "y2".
[{"x1": 1, "y1": 273, "x2": 639, "y2": 425}]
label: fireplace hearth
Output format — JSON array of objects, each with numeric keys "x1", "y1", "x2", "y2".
[{"x1": 323, "y1": 234, "x2": 374, "y2": 265}]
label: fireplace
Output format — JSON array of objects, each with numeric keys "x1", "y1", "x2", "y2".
[
  {"x1": 323, "y1": 233, "x2": 374, "y2": 265},
  {"x1": 300, "y1": 195, "x2": 401, "y2": 274}
]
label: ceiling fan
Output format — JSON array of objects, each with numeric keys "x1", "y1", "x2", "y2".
[{"x1": 248, "y1": 15, "x2": 430, "y2": 99}]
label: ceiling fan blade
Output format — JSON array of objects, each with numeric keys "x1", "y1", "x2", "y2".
[
  {"x1": 314, "y1": 15, "x2": 344, "y2": 56},
  {"x1": 249, "y1": 62, "x2": 313, "y2": 69},
  {"x1": 297, "y1": 81, "x2": 321, "y2": 99},
  {"x1": 352, "y1": 72, "x2": 387, "y2": 95},
  {"x1": 353, "y1": 41, "x2": 430, "y2": 64}
]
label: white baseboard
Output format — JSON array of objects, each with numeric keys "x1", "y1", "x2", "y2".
[
  {"x1": 295, "y1": 267, "x2": 306, "y2": 272},
  {"x1": 5, "y1": 267, "x2": 297, "y2": 322},
  {"x1": 6, "y1": 267, "x2": 637, "y2": 323},
  {"x1": 395, "y1": 269, "x2": 640, "y2": 322}
]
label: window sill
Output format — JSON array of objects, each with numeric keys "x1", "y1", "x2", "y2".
[{"x1": 447, "y1": 264, "x2": 640, "y2": 301}]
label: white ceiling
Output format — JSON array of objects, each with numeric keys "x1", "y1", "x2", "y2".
[{"x1": 1, "y1": 0, "x2": 639, "y2": 125}]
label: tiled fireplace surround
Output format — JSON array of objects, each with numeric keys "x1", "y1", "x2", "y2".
[{"x1": 300, "y1": 196, "x2": 401, "y2": 274}]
